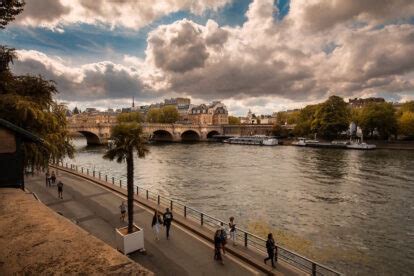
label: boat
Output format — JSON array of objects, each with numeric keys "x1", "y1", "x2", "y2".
[
  {"x1": 346, "y1": 142, "x2": 376, "y2": 150},
  {"x1": 292, "y1": 137, "x2": 320, "y2": 146},
  {"x1": 346, "y1": 136, "x2": 376, "y2": 150},
  {"x1": 224, "y1": 136, "x2": 278, "y2": 146}
]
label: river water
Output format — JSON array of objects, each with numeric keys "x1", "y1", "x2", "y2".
[{"x1": 66, "y1": 138, "x2": 414, "y2": 275}]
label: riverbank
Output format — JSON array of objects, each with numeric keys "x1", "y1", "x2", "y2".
[
  {"x1": 0, "y1": 188, "x2": 152, "y2": 275},
  {"x1": 281, "y1": 139, "x2": 414, "y2": 150}
]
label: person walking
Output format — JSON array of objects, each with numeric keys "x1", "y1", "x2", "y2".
[
  {"x1": 214, "y1": 229, "x2": 224, "y2": 264},
  {"x1": 220, "y1": 224, "x2": 227, "y2": 255},
  {"x1": 119, "y1": 201, "x2": 126, "y2": 222},
  {"x1": 163, "y1": 208, "x2": 173, "y2": 239},
  {"x1": 45, "y1": 171, "x2": 50, "y2": 187},
  {"x1": 264, "y1": 233, "x2": 276, "y2": 268},
  {"x1": 57, "y1": 180, "x2": 63, "y2": 199},
  {"x1": 151, "y1": 210, "x2": 163, "y2": 240},
  {"x1": 51, "y1": 171, "x2": 56, "y2": 186},
  {"x1": 229, "y1": 216, "x2": 237, "y2": 245}
]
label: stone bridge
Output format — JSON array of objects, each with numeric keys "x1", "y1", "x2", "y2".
[{"x1": 68, "y1": 121, "x2": 279, "y2": 145}]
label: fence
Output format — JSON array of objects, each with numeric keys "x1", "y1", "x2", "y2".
[{"x1": 58, "y1": 161, "x2": 341, "y2": 276}]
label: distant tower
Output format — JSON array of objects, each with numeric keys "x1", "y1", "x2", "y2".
[{"x1": 132, "y1": 96, "x2": 135, "y2": 108}]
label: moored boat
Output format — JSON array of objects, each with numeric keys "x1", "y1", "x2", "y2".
[{"x1": 224, "y1": 136, "x2": 278, "y2": 146}]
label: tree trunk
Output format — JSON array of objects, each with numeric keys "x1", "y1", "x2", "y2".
[{"x1": 126, "y1": 149, "x2": 134, "y2": 233}]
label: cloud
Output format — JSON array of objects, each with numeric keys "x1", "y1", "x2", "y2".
[
  {"x1": 10, "y1": 0, "x2": 414, "y2": 114},
  {"x1": 15, "y1": 0, "x2": 232, "y2": 30},
  {"x1": 143, "y1": 0, "x2": 414, "y2": 104},
  {"x1": 288, "y1": 0, "x2": 414, "y2": 32},
  {"x1": 12, "y1": 50, "x2": 150, "y2": 101}
]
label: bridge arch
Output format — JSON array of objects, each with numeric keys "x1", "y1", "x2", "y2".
[
  {"x1": 152, "y1": 130, "x2": 174, "y2": 142},
  {"x1": 207, "y1": 130, "x2": 221, "y2": 139},
  {"x1": 78, "y1": 131, "x2": 102, "y2": 145},
  {"x1": 181, "y1": 130, "x2": 200, "y2": 142}
]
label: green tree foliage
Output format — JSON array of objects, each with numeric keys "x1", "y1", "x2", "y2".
[
  {"x1": 0, "y1": 48, "x2": 74, "y2": 171},
  {"x1": 398, "y1": 111, "x2": 414, "y2": 138},
  {"x1": 146, "y1": 106, "x2": 179, "y2": 123},
  {"x1": 293, "y1": 104, "x2": 319, "y2": 137},
  {"x1": 358, "y1": 102, "x2": 397, "y2": 139},
  {"x1": 228, "y1": 116, "x2": 240, "y2": 125},
  {"x1": 271, "y1": 124, "x2": 289, "y2": 137},
  {"x1": 103, "y1": 123, "x2": 149, "y2": 233},
  {"x1": 0, "y1": 0, "x2": 24, "y2": 29},
  {"x1": 146, "y1": 108, "x2": 161, "y2": 123},
  {"x1": 397, "y1": 101, "x2": 414, "y2": 115},
  {"x1": 276, "y1": 111, "x2": 299, "y2": 125},
  {"x1": 160, "y1": 105, "x2": 179, "y2": 123},
  {"x1": 311, "y1": 96, "x2": 350, "y2": 139},
  {"x1": 117, "y1": 111, "x2": 141, "y2": 123}
]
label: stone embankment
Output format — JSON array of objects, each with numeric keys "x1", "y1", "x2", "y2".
[{"x1": 0, "y1": 188, "x2": 152, "y2": 275}]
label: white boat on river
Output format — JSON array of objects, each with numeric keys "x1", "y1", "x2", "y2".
[{"x1": 224, "y1": 136, "x2": 278, "y2": 146}]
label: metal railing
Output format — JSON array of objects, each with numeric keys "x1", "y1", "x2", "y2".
[{"x1": 58, "y1": 161, "x2": 341, "y2": 276}]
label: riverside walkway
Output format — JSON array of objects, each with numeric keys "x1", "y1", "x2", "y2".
[
  {"x1": 25, "y1": 165, "x2": 335, "y2": 275},
  {"x1": 25, "y1": 169, "x2": 272, "y2": 276}
]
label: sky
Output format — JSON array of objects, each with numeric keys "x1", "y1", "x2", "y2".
[{"x1": 2, "y1": 0, "x2": 414, "y2": 116}]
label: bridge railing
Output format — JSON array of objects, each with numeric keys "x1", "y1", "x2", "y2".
[{"x1": 58, "y1": 162, "x2": 341, "y2": 276}]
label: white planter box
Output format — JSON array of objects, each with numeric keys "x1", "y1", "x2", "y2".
[{"x1": 115, "y1": 224, "x2": 144, "y2": 254}]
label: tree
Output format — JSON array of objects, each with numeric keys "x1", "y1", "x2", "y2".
[
  {"x1": 271, "y1": 124, "x2": 289, "y2": 137},
  {"x1": 73, "y1": 106, "x2": 80, "y2": 114},
  {"x1": 160, "y1": 105, "x2": 179, "y2": 123},
  {"x1": 358, "y1": 102, "x2": 397, "y2": 139},
  {"x1": 398, "y1": 111, "x2": 414, "y2": 138},
  {"x1": 117, "y1": 111, "x2": 141, "y2": 123},
  {"x1": 311, "y1": 96, "x2": 350, "y2": 139},
  {"x1": 146, "y1": 108, "x2": 161, "y2": 123},
  {"x1": 103, "y1": 123, "x2": 149, "y2": 233},
  {"x1": 0, "y1": 0, "x2": 24, "y2": 29},
  {"x1": 0, "y1": 74, "x2": 74, "y2": 170},
  {"x1": 294, "y1": 104, "x2": 319, "y2": 137},
  {"x1": 228, "y1": 116, "x2": 240, "y2": 125}
]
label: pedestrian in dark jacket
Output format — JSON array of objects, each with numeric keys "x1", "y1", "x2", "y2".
[
  {"x1": 51, "y1": 171, "x2": 56, "y2": 185},
  {"x1": 163, "y1": 208, "x2": 173, "y2": 239},
  {"x1": 264, "y1": 233, "x2": 276, "y2": 268},
  {"x1": 45, "y1": 171, "x2": 51, "y2": 187},
  {"x1": 214, "y1": 229, "x2": 223, "y2": 264},
  {"x1": 220, "y1": 225, "x2": 227, "y2": 255},
  {"x1": 57, "y1": 181, "x2": 63, "y2": 199}
]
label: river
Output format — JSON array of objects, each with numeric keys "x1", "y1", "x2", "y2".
[{"x1": 65, "y1": 138, "x2": 414, "y2": 275}]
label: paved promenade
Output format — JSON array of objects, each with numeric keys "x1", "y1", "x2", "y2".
[{"x1": 25, "y1": 170, "x2": 267, "y2": 276}]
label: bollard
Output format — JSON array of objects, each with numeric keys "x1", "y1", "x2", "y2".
[
  {"x1": 112, "y1": 177, "x2": 114, "y2": 184},
  {"x1": 76, "y1": 165, "x2": 78, "y2": 171},
  {"x1": 105, "y1": 175, "x2": 107, "y2": 182},
  {"x1": 312, "y1": 263, "x2": 316, "y2": 276},
  {"x1": 136, "y1": 186, "x2": 139, "y2": 195},
  {"x1": 119, "y1": 179, "x2": 122, "y2": 188},
  {"x1": 99, "y1": 172, "x2": 101, "y2": 179},
  {"x1": 81, "y1": 167, "x2": 84, "y2": 173},
  {"x1": 184, "y1": 206, "x2": 187, "y2": 218},
  {"x1": 201, "y1": 213, "x2": 204, "y2": 225},
  {"x1": 244, "y1": 232, "x2": 248, "y2": 247},
  {"x1": 146, "y1": 190, "x2": 149, "y2": 200},
  {"x1": 170, "y1": 200, "x2": 173, "y2": 211},
  {"x1": 87, "y1": 169, "x2": 89, "y2": 175},
  {"x1": 157, "y1": 195, "x2": 160, "y2": 205},
  {"x1": 93, "y1": 171, "x2": 95, "y2": 177}
]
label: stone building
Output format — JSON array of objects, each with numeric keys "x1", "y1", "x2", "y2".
[
  {"x1": 188, "y1": 101, "x2": 229, "y2": 125},
  {"x1": 348, "y1": 97, "x2": 385, "y2": 108}
]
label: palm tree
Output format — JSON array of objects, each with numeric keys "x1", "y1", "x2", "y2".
[{"x1": 103, "y1": 122, "x2": 149, "y2": 233}]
